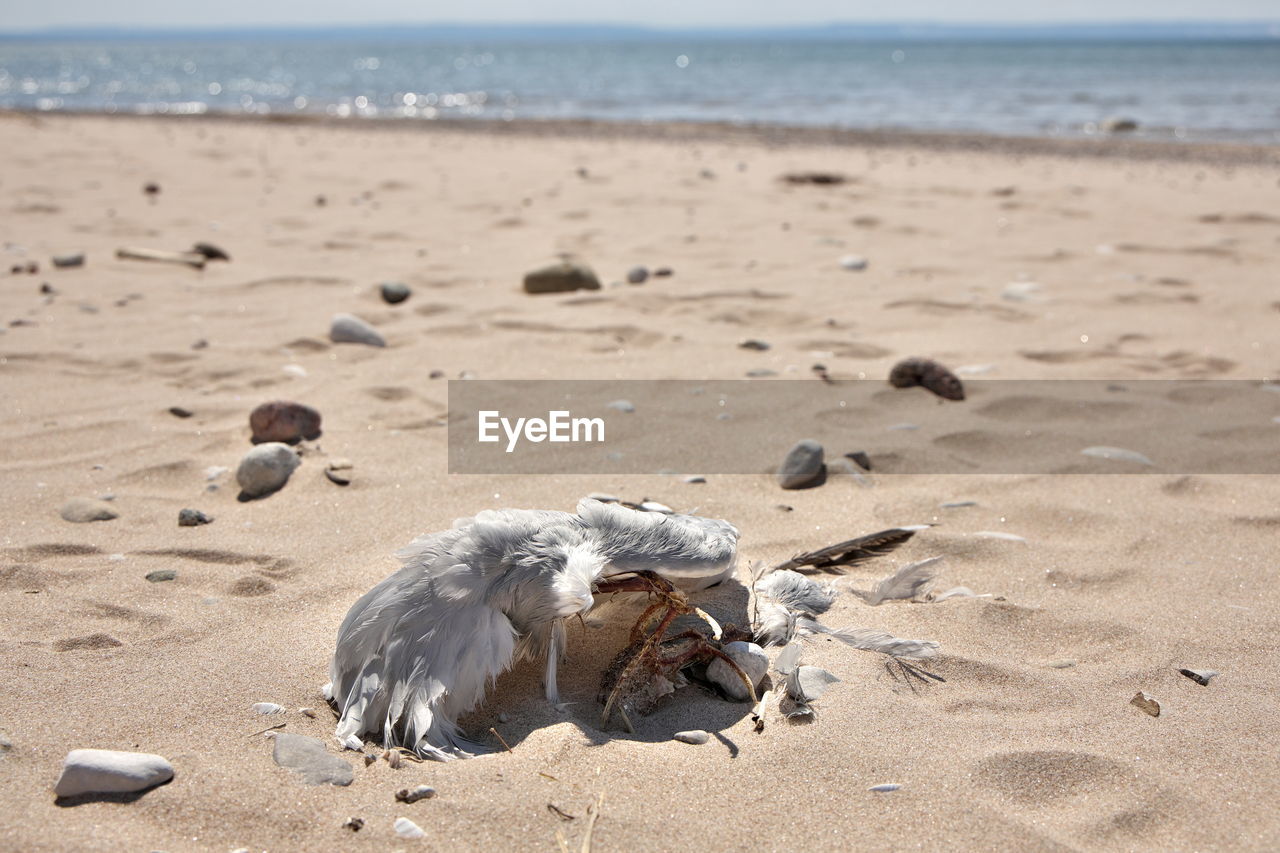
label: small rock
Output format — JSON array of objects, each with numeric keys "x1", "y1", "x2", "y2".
[
  {"x1": 682, "y1": 475, "x2": 706, "y2": 484},
  {"x1": 738, "y1": 339, "x2": 770, "y2": 351},
  {"x1": 626, "y1": 266, "x2": 649, "y2": 284},
  {"x1": 54, "y1": 749, "x2": 174, "y2": 798},
  {"x1": 522, "y1": 260, "x2": 601, "y2": 294},
  {"x1": 777, "y1": 439, "x2": 824, "y2": 489},
  {"x1": 653, "y1": 267, "x2": 673, "y2": 277},
  {"x1": 168, "y1": 406, "x2": 194, "y2": 418},
  {"x1": 868, "y1": 783, "x2": 902, "y2": 793},
  {"x1": 1045, "y1": 659, "x2": 1077, "y2": 669},
  {"x1": 673, "y1": 730, "x2": 709, "y2": 745},
  {"x1": 940, "y1": 500, "x2": 977, "y2": 509},
  {"x1": 143, "y1": 182, "x2": 160, "y2": 196},
  {"x1": 839, "y1": 254, "x2": 868, "y2": 271},
  {"x1": 271, "y1": 733, "x2": 353, "y2": 786},
  {"x1": 325, "y1": 466, "x2": 352, "y2": 486},
  {"x1": 380, "y1": 281, "x2": 411, "y2": 304},
  {"x1": 342, "y1": 817, "x2": 365, "y2": 832},
  {"x1": 394, "y1": 817, "x2": 426, "y2": 839},
  {"x1": 236, "y1": 442, "x2": 301, "y2": 498},
  {"x1": 706, "y1": 641, "x2": 769, "y2": 701},
  {"x1": 1179, "y1": 668, "x2": 1219, "y2": 686},
  {"x1": 606, "y1": 399, "x2": 635, "y2": 413},
  {"x1": 145, "y1": 570, "x2": 177, "y2": 583},
  {"x1": 59, "y1": 497, "x2": 118, "y2": 523},
  {"x1": 1102, "y1": 116, "x2": 1139, "y2": 133},
  {"x1": 845, "y1": 451, "x2": 871, "y2": 471},
  {"x1": 191, "y1": 242, "x2": 230, "y2": 261},
  {"x1": 0, "y1": 732, "x2": 11, "y2": 755},
  {"x1": 395, "y1": 785, "x2": 436, "y2": 804},
  {"x1": 889, "y1": 357, "x2": 965, "y2": 401},
  {"x1": 40, "y1": 282, "x2": 55, "y2": 294},
  {"x1": 177, "y1": 508, "x2": 213, "y2": 527},
  {"x1": 1130, "y1": 691, "x2": 1161, "y2": 717},
  {"x1": 249, "y1": 400, "x2": 322, "y2": 444},
  {"x1": 52, "y1": 253, "x2": 85, "y2": 269},
  {"x1": 329, "y1": 313, "x2": 386, "y2": 347}
]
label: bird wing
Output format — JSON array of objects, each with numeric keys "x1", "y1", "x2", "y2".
[{"x1": 576, "y1": 498, "x2": 739, "y2": 590}]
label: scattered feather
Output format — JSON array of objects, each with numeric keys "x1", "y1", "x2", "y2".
[
  {"x1": 772, "y1": 528, "x2": 916, "y2": 574},
  {"x1": 252, "y1": 702, "x2": 286, "y2": 715},
  {"x1": 788, "y1": 665, "x2": 840, "y2": 703},
  {"x1": 856, "y1": 557, "x2": 942, "y2": 605},
  {"x1": 753, "y1": 600, "x2": 796, "y2": 648},
  {"x1": 755, "y1": 570, "x2": 837, "y2": 615},
  {"x1": 774, "y1": 642, "x2": 804, "y2": 676},
  {"x1": 929, "y1": 586, "x2": 991, "y2": 602},
  {"x1": 1081, "y1": 446, "x2": 1154, "y2": 466},
  {"x1": 800, "y1": 621, "x2": 940, "y2": 660}
]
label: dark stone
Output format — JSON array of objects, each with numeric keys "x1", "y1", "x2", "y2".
[
  {"x1": 191, "y1": 242, "x2": 230, "y2": 261},
  {"x1": 178, "y1": 508, "x2": 213, "y2": 527},
  {"x1": 52, "y1": 254, "x2": 85, "y2": 268},
  {"x1": 380, "y1": 281, "x2": 411, "y2": 304},
  {"x1": 778, "y1": 439, "x2": 825, "y2": 490},
  {"x1": 523, "y1": 261, "x2": 601, "y2": 294},
  {"x1": 146, "y1": 570, "x2": 177, "y2": 583},
  {"x1": 169, "y1": 406, "x2": 194, "y2": 418},
  {"x1": 845, "y1": 451, "x2": 872, "y2": 471}
]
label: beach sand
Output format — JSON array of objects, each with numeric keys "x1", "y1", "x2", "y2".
[{"x1": 1, "y1": 112, "x2": 1278, "y2": 851}]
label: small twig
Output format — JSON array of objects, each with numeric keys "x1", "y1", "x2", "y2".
[
  {"x1": 489, "y1": 727, "x2": 513, "y2": 753},
  {"x1": 547, "y1": 803, "x2": 576, "y2": 821},
  {"x1": 538, "y1": 771, "x2": 560, "y2": 782},
  {"x1": 248, "y1": 722, "x2": 286, "y2": 738},
  {"x1": 581, "y1": 793, "x2": 603, "y2": 853}
]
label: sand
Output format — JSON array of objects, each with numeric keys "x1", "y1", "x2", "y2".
[{"x1": 1, "y1": 111, "x2": 1278, "y2": 851}]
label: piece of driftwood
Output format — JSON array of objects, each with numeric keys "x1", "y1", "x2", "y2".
[{"x1": 116, "y1": 247, "x2": 207, "y2": 269}]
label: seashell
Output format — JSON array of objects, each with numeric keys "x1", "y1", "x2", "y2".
[
  {"x1": 888, "y1": 357, "x2": 965, "y2": 401},
  {"x1": 1081, "y1": 446, "x2": 1154, "y2": 466},
  {"x1": 394, "y1": 817, "x2": 426, "y2": 839},
  {"x1": 395, "y1": 785, "x2": 437, "y2": 803},
  {"x1": 673, "y1": 730, "x2": 709, "y2": 745},
  {"x1": 252, "y1": 702, "x2": 286, "y2": 715},
  {"x1": 869, "y1": 783, "x2": 902, "y2": 793},
  {"x1": 1130, "y1": 691, "x2": 1161, "y2": 717},
  {"x1": 1179, "y1": 668, "x2": 1219, "y2": 686}
]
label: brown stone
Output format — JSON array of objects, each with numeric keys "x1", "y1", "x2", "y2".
[{"x1": 249, "y1": 401, "x2": 322, "y2": 444}]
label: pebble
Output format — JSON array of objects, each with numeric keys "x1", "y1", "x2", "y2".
[
  {"x1": 330, "y1": 313, "x2": 386, "y2": 347},
  {"x1": 249, "y1": 400, "x2": 322, "y2": 444},
  {"x1": 889, "y1": 357, "x2": 965, "y2": 401},
  {"x1": 973, "y1": 531, "x2": 1027, "y2": 542},
  {"x1": 706, "y1": 641, "x2": 769, "y2": 701},
  {"x1": 522, "y1": 260, "x2": 601, "y2": 294},
  {"x1": 738, "y1": 339, "x2": 770, "y2": 351},
  {"x1": 626, "y1": 266, "x2": 649, "y2": 284},
  {"x1": 271, "y1": 733, "x2": 354, "y2": 786},
  {"x1": 673, "y1": 730, "x2": 709, "y2": 745},
  {"x1": 145, "y1": 570, "x2": 177, "y2": 583},
  {"x1": 653, "y1": 267, "x2": 673, "y2": 277},
  {"x1": 682, "y1": 475, "x2": 706, "y2": 484},
  {"x1": 253, "y1": 702, "x2": 287, "y2": 715},
  {"x1": 868, "y1": 783, "x2": 902, "y2": 793},
  {"x1": 777, "y1": 439, "x2": 825, "y2": 489},
  {"x1": 59, "y1": 497, "x2": 118, "y2": 523},
  {"x1": 54, "y1": 749, "x2": 174, "y2": 798},
  {"x1": 343, "y1": 817, "x2": 365, "y2": 832},
  {"x1": 51, "y1": 253, "x2": 85, "y2": 269},
  {"x1": 395, "y1": 785, "x2": 437, "y2": 804},
  {"x1": 236, "y1": 442, "x2": 301, "y2": 498},
  {"x1": 940, "y1": 500, "x2": 977, "y2": 509},
  {"x1": 845, "y1": 451, "x2": 871, "y2": 471},
  {"x1": 1179, "y1": 668, "x2": 1219, "y2": 686},
  {"x1": 325, "y1": 462, "x2": 352, "y2": 486},
  {"x1": 168, "y1": 406, "x2": 194, "y2": 418},
  {"x1": 839, "y1": 254, "x2": 869, "y2": 271},
  {"x1": 1102, "y1": 116, "x2": 1139, "y2": 133},
  {"x1": 177, "y1": 508, "x2": 213, "y2": 527},
  {"x1": 1081, "y1": 446, "x2": 1154, "y2": 466},
  {"x1": 606, "y1": 399, "x2": 635, "y2": 413},
  {"x1": 1045, "y1": 659, "x2": 1078, "y2": 669},
  {"x1": 1130, "y1": 691, "x2": 1161, "y2": 717},
  {"x1": 394, "y1": 817, "x2": 426, "y2": 839},
  {"x1": 380, "y1": 281, "x2": 411, "y2": 304}
]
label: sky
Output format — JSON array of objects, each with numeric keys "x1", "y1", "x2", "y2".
[{"x1": 3, "y1": 0, "x2": 1277, "y2": 31}]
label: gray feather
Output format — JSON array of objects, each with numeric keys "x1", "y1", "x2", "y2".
[
  {"x1": 799, "y1": 619, "x2": 940, "y2": 659},
  {"x1": 856, "y1": 556, "x2": 942, "y2": 605}
]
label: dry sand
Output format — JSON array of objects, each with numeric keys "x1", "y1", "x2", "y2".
[{"x1": 1, "y1": 112, "x2": 1278, "y2": 851}]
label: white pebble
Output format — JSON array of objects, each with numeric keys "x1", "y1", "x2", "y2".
[
  {"x1": 54, "y1": 749, "x2": 174, "y2": 797},
  {"x1": 606, "y1": 399, "x2": 635, "y2": 413},
  {"x1": 839, "y1": 254, "x2": 869, "y2": 271},
  {"x1": 706, "y1": 641, "x2": 769, "y2": 701},
  {"x1": 394, "y1": 817, "x2": 426, "y2": 838},
  {"x1": 673, "y1": 730, "x2": 709, "y2": 745}
]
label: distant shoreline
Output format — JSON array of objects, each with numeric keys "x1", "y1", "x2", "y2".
[{"x1": 5, "y1": 109, "x2": 1278, "y2": 166}]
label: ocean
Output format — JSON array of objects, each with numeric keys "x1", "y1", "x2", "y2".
[{"x1": 2, "y1": 32, "x2": 1278, "y2": 143}]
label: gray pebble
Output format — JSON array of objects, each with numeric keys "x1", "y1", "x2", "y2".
[
  {"x1": 330, "y1": 313, "x2": 386, "y2": 347},
  {"x1": 54, "y1": 749, "x2": 174, "y2": 798},
  {"x1": 682, "y1": 475, "x2": 706, "y2": 484},
  {"x1": 845, "y1": 451, "x2": 872, "y2": 471},
  {"x1": 146, "y1": 570, "x2": 177, "y2": 583},
  {"x1": 606, "y1": 399, "x2": 635, "y2": 413},
  {"x1": 380, "y1": 281, "x2": 411, "y2": 304},
  {"x1": 739, "y1": 339, "x2": 770, "y2": 351},
  {"x1": 626, "y1": 266, "x2": 649, "y2": 284},
  {"x1": 706, "y1": 641, "x2": 769, "y2": 701},
  {"x1": 839, "y1": 254, "x2": 868, "y2": 271},
  {"x1": 271, "y1": 733, "x2": 353, "y2": 786},
  {"x1": 673, "y1": 730, "x2": 709, "y2": 745},
  {"x1": 60, "y1": 497, "x2": 118, "y2": 523},
  {"x1": 523, "y1": 260, "x2": 601, "y2": 294},
  {"x1": 940, "y1": 500, "x2": 977, "y2": 509},
  {"x1": 778, "y1": 439, "x2": 825, "y2": 489},
  {"x1": 236, "y1": 442, "x2": 301, "y2": 498},
  {"x1": 395, "y1": 784, "x2": 437, "y2": 803},
  {"x1": 178, "y1": 508, "x2": 213, "y2": 527},
  {"x1": 52, "y1": 253, "x2": 85, "y2": 269}
]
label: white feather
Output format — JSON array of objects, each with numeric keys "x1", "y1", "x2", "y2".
[
  {"x1": 798, "y1": 619, "x2": 940, "y2": 659},
  {"x1": 856, "y1": 556, "x2": 943, "y2": 605}
]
